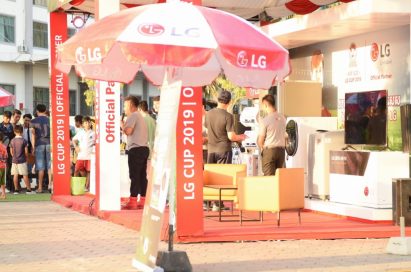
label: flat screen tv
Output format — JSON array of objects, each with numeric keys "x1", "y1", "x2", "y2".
[{"x1": 345, "y1": 90, "x2": 387, "y2": 145}]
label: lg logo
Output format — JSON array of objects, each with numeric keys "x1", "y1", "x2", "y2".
[
  {"x1": 236, "y1": 51, "x2": 267, "y2": 69},
  {"x1": 137, "y1": 23, "x2": 200, "y2": 38},
  {"x1": 75, "y1": 46, "x2": 101, "y2": 64},
  {"x1": 138, "y1": 23, "x2": 165, "y2": 36},
  {"x1": 237, "y1": 51, "x2": 248, "y2": 67},
  {"x1": 370, "y1": 42, "x2": 391, "y2": 62}
]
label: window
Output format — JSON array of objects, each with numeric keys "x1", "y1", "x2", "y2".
[
  {"x1": 33, "y1": 0, "x2": 47, "y2": 7},
  {"x1": 69, "y1": 90, "x2": 76, "y2": 116},
  {"x1": 33, "y1": 87, "x2": 49, "y2": 110},
  {"x1": 0, "y1": 84, "x2": 15, "y2": 115},
  {"x1": 0, "y1": 15, "x2": 15, "y2": 44},
  {"x1": 33, "y1": 22, "x2": 48, "y2": 48}
]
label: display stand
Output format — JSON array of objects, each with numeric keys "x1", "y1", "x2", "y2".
[{"x1": 329, "y1": 150, "x2": 409, "y2": 208}]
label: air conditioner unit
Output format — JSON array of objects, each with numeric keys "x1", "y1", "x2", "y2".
[{"x1": 17, "y1": 45, "x2": 27, "y2": 53}]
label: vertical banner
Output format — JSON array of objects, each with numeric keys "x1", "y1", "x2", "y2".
[
  {"x1": 176, "y1": 87, "x2": 204, "y2": 236},
  {"x1": 95, "y1": 81, "x2": 121, "y2": 211},
  {"x1": 133, "y1": 78, "x2": 182, "y2": 271},
  {"x1": 94, "y1": 81, "x2": 100, "y2": 207},
  {"x1": 94, "y1": 0, "x2": 120, "y2": 211},
  {"x1": 49, "y1": 12, "x2": 71, "y2": 195}
]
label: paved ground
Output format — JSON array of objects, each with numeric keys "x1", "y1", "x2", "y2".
[{"x1": 1, "y1": 202, "x2": 411, "y2": 272}]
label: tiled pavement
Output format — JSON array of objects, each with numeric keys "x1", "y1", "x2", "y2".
[{"x1": 1, "y1": 202, "x2": 411, "y2": 272}]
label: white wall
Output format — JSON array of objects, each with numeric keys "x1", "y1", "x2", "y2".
[
  {"x1": 0, "y1": 62, "x2": 25, "y2": 108},
  {"x1": 289, "y1": 25, "x2": 411, "y2": 150},
  {"x1": 33, "y1": 64, "x2": 49, "y2": 87}
]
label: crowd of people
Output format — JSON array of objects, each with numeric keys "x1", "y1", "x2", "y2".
[
  {"x1": 0, "y1": 95, "x2": 158, "y2": 201},
  {"x1": 0, "y1": 92, "x2": 286, "y2": 210},
  {"x1": 0, "y1": 105, "x2": 52, "y2": 198}
]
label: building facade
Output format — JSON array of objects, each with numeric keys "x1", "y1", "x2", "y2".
[{"x1": 0, "y1": 0, "x2": 159, "y2": 116}]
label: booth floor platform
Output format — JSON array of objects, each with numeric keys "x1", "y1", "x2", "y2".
[{"x1": 52, "y1": 195, "x2": 411, "y2": 243}]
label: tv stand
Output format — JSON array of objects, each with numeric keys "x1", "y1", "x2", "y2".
[{"x1": 329, "y1": 150, "x2": 409, "y2": 209}]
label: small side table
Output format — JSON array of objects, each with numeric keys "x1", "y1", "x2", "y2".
[{"x1": 204, "y1": 185, "x2": 237, "y2": 222}]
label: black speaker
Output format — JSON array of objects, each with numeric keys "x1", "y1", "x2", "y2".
[
  {"x1": 392, "y1": 178, "x2": 411, "y2": 226},
  {"x1": 400, "y1": 104, "x2": 411, "y2": 153}
]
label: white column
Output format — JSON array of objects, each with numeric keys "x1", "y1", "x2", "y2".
[{"x1": 95, "y1": 0, "x2": 121, "y2": 211}]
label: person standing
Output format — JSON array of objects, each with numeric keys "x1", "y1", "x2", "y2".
[
  {"x1": 10, "y1": 125, "x2": 34, "y2": 194},
  {"x1": 22, "y1": 114, "x2": 35, "y2": 186},
  {"x1": 72, "y1": 116, "x2": 95, "y2": 191},
  {"x1": 71, "y1": 115, "x2": 84, "y2": 175},
  {"x1": 151, "y1": 95, "x2": 160, "y2": 120},
  {"x1": 22, "y1": 114, "x2": 33, "y2": 153},
  {"x1": 0, "y1": 111, "x2": 15, "y2": 192},
  {"x1": 205, "y1": 90, "x2": 246, "y2": 211},
  {"x1": 121, "y1": 95, "x2": 149, "y2": 210},
  {"x1": 257, "y1": 94, "x2": 286, "y2": 176},
  {"x1": 138, "y1": 100, "x2": 156, "y2": 160},
  {"x1": 31, "y1": 104, "x2": 51, "y2": 193},
  {"x1": 0, "y1": 132, "x2": 8, "y2": 199},
  {"x1": 205, "y1": 90, "x2": 246, "y2": 164}
]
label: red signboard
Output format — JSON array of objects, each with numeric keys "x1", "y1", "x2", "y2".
[
  {"x1": 176, "y1": 86, "x2": 204, "y2": 236},
  {"x1": 49, "y1": 12, "x2": 71, "y2": 195}
]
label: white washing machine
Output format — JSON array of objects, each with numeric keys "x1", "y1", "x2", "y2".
[{"x1": 285, "y1": 117, "x2": 337, "y2": 196}]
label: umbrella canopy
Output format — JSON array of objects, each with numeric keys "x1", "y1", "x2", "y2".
[
  {"x1": 0, "y1": 87, "x2": 15, "y2": 107},
  {"x1": 56, "y1": 1, "x2": 290, "y2": 89}
]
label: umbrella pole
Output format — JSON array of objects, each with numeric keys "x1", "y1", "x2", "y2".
[
  {"x1": 155, "y1": 70, "x2": 192, "y2": 272},
  {"x1": 168, "y1": 169, "x2": 175, "y2": 252}
]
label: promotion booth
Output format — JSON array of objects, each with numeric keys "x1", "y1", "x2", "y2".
[
  {"x1": 262, "y1": 0, "x2": 411, "y2": 221},
  {"x1": 47, "y1": 1, "x2": 411, "y2": 270}
]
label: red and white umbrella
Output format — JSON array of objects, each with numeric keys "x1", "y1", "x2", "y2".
[
  {"x1": 57, "y1": 1, "x2": 290, "y2": 89},
  {"x1": 0, "y1": 87, "x2": 15, "y2": 107}
]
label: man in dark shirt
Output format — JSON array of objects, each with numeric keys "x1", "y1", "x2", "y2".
[
  {"x1": 205, "y1": 90, "x2": 246, "y2": 211},
  {"x1": 205, "y1": 90, "x2": 246, "y2": 164},
  {"x1": 31, "y1": 104, "x2": 51, "y2": 193}
]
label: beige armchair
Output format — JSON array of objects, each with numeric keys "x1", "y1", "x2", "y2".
[
  {"x1": 203, "y1": 164, "x2": 247, "y2": 202},
  {"x1": 237, "y1": 168, "x2": 304, "y2": 226}
]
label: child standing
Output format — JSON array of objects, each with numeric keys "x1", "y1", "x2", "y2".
[
  {"x1": 0, "y1": 132, "x2": 8, "y2": 199},
  {"x1": 10, "y1": 125, "x2": 34, "y2": 194},
  {"x1": 72, "y1": 116, "x2": 95, "y2": 191}
]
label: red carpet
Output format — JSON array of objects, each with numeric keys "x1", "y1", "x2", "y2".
[{"x1": 52, "y1": 195, "x2": 411, "y2": 243}]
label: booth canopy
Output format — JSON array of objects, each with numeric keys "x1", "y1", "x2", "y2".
[{"x1": 48, "y1": 0, "x2": 355, "y2": 21}]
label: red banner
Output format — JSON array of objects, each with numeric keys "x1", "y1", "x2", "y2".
[
  {"x1": 49, "y1": 12, "x2": 71, "y2": 195},
  {"x1": 176, "y1": 86, "x2": 204, "y2": 237}
]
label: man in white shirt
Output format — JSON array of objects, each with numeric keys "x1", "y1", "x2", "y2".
[
  {"x1": 258, "y1": 94, "x2": 286, "y2": 176},
  {"x1": 121, "y1": 95, "x2": 149, "y2": 210}
]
